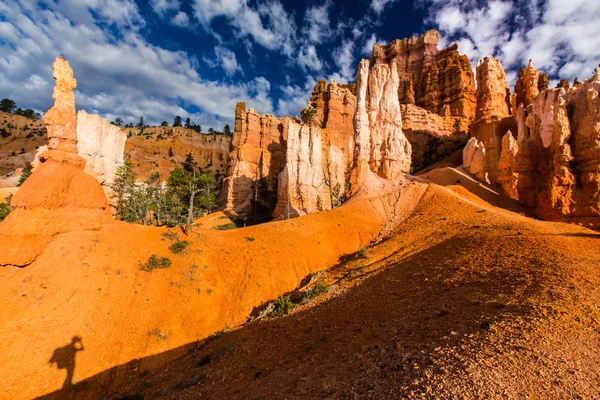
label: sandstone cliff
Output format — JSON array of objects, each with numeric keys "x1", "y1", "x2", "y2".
[
  {"x1": 223, "y1": 103, "x2": 287, "y2": 219},
  {"x1": 371, "y1": 29, "x2": 476, "y2": 121},
  {"x1": 273, "y1": 81, "x2": 356, "y2": 218},
  {"x1": 0, "y1": 57, "x2": 111, "y2": 267},
  {"x1": 77, "y1": 110, "x2": 127, "y2": 188},
  {"x1": 351, "y1": 59, "x2": 411, "y2": 191},
  {"x1": 125, "y1": 127, "x2": 230, "y2": 181},
  {"x1": 464, "y1": 60, "x2": 600, "y2": 220}
]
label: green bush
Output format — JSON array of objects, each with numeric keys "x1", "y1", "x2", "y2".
[
  {"x1": 215, "y1": 222, "x2": 237, "y2": 230},
  {"x1": 0, "y1": 202, "x2": 11, "y2": 222},
  {"x1": 304, "y1": 283, "x2": 327, "y2": 301},
  {"x1": 272, "y1": 295, "x2": 296, "y2": 316},
  {"x1": 169, "y1": 240, "x2": 188, "y2": 254},
  {"x1": 139, "y1": 255, "x2": 172, "y2": 272}
]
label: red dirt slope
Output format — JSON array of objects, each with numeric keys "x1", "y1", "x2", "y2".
[{"x1": 111, "y1": 169, "x2": 600, "y2": 399}]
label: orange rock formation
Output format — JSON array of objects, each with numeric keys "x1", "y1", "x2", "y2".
[
  {"x1": 465, "y1": 60, "x2": 600, "y2": 220},
  {"x1": 0, "y1": 57, "x2": 111, "y2": 267}
]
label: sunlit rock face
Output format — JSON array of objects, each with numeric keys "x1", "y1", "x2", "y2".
[
  {"x1": 371, "y1": 29, "x2": 476, "y2": 121},
  {"x1": 370, "y1": 29, "x2": 474, "y2": 171},
  {"x1": 0, "y1": 57, "x2": 110, "y2": 267},
  {"x1": 351, "y1": 59, "x2": 412, "y2": 191},
  {"x1": 223, "y1": 103, "x2": 287, "y2": 218},
  {"x1": 464, "y1": 60, "x2": 600, "y2": 220},
  {"x1": 77, "y1": 110, "x2": 127, "y2": 188},
  {"x1": 273, "y1": 81, "x2": 356, "y2": 218}
]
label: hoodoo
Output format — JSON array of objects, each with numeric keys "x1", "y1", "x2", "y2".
[{"x1": 0, "y1": 57, "x2": 111, "y2": 267}]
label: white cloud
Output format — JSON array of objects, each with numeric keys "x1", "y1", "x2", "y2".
[
  {"x1": 330, "y1": 39, "x2": 355, "y2": 83},
  {"x1": 297, "y1": 45, "x2": 323, "y2": 72},
  {"x1": 150, "y1": 0, "x2": 181, "y2": 16},
  {"x1": 303, "y1": 2, "x2": 332, "y2": 44},
  {"x1": 0, "y1": 0, "x2": 274, "y2": 128},
  {"x1": 276, "y1": 76, "x2": 318, "y2": 117},
  {"x1": 171, "y1": 11, "x2": 190, "y2": 27},
  {"x1": 422, "y1": 0, "x2": 600, "y2": 83},
  {"x1": 362, "y1": 33, "x2": 379, "y2": 55},
  {"x1": 215, "y1": 46, "x2": 241, "y2": 76},
  {"x1": 371, "y1": 0, "x2": 398, "y2": 14},
  {"x1": 192, "y1": 0, "x2": 297, "y2": 56}
]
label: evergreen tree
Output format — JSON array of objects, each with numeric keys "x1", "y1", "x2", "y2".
[
  {"x1": 223, "y1": 124, "x2": 232, "y2": 136},
  {"x1": 185, "y1": 117, "x2": 191, "y2": 128},
  {"x1": 161, "y1": 121, "x2": 169, "y2": 126},
  {"x1": 173, "y1": 115, "x2": 183, "y2": 127},
  {"x1": 17, "y1": 164, "x2": 32, "y2": 187},
  {"x1": 0, "y1": 98, "x2": 16, "y2": 113},
  {"x1": 183, "y1": 152, "x2": 196, "y2": 172},
  {"x1": 112, "y1": 160, "x2": 137, "y2": 219},
  {"x1": 114, "y1": 117, "x2": 123, "y2": 126}
]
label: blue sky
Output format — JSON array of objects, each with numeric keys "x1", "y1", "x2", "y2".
[{"x1": 0, "y1": 0, "x2": 598, "y2": 130}]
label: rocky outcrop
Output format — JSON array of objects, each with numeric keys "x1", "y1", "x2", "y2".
[
  {"x1": 468, "y1": 56, "x2": 517, "y2": 183},
  {"x1": 125, "y1": 128, "x2": 230, "y2": 181},
  {"x1": 465, "y1": 62, "x2": 600, "y2": 220},
  {"x1": 513, "y1": 60, "x2": 549, "y2": 111},
  {"x1": 462, "y1": 137, "x2": 487, "y2": 182},
  {"x1": 371, "y1": 29, "x2": 476, "y2": 121},
  {"x1": 351, "y1": 59, "x2": 412, "y2": 190},
  {"x1": 475, "y1": 56, "x2": 511, "y2": 120},
  {"x1": 272, "y1": 81, "x2": 356, "y2": 218},
  {"x1": 77, "y1": 110, "x2": 127, "y2": 188},
  {"x1": 223, "y1": 104, "x2": 287, "y2": 219},
  {"x1": 0, "y1": 57, "x2": 110, "y2": 267},
  {"x1": 401, "y1": 104, "x2": 469, "y2": 171}
]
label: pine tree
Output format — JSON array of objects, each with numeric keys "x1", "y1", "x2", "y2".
[
  {"x1": 17, "y1": 164, "x2": 33, "y2": 187},
  {"x1": 173, "y1": 115, "x2": 183, "y2": 127}
]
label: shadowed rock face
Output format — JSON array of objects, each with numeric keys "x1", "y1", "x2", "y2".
[
  {"x1": 465, "y1": 60, "x2": 600, "y2": 220},
  {"x1": 0, "y1": 57, "x2": 110, "y2": 267}
]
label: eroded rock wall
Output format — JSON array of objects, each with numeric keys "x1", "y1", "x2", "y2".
[
  {"x1": 77, "y1": 110, "x2": 127, "y2": 188},
  {"x1": 371, "y1": 29, "x2": 476, "y2": 121},
  {"x1": 351, "y1": 59, "x2": 412, "y2": 190},
  {"x1": 223, "y1": 104, "x2": 287, "y2": 217},
  {"x1": 464, "y1": 62, "x2": 600, "y2": 220}
]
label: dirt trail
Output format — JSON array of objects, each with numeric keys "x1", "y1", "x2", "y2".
[{"x1": 112, "y1": 170, "x2": 600, "y2": 399}]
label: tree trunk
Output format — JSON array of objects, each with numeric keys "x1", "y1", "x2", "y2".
[{"x1": 186, "y1": 190, "x2": 196, "y2": 235}]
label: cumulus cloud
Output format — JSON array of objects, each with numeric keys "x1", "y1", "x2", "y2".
[
  {"x1": 171, "y1": 11, "x2": 190, "y2": 27},
  {"x1": 215, "y1": 46, "x2": 242, "y2": 76},
  {"x1": 303, "y1": 1, "x2": 333, "y2": 44},
  {"x1": 0, "y1": 0, "x2": 273, "y2": 127},
  {"x1": 150, "y1": 0, "x2": 181, "y2": 16},
  {"x1": 421, "y1": 0, "x2": 600, "y2": 84},
  {"x1": 371, "y1": 0, "x2": 398, "y2": 14},
  {"x1": 297, "y1": 45, "x2": 323, "y2": 72}
]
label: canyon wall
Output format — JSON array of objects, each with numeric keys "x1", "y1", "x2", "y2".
[
  {"x1": 125, "y1": 127, "x2": 230, "y2": 181},
  {"x1": 464, "y1": 60, "x2": 600, "y2": 220},
  {"x1": 77, "y1": 110, "x2": 127, "y2": 188},
  {"x1": 371, "y1": 30, "x2": 474, "y2": 170},
  {"x1": 223, "y1": 103, "x2": 287, "y2": 219}
]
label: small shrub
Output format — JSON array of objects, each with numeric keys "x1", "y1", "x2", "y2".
[
  {"x1": 0, "y1": 202, "x2": 11, "y2": 222},
  {"x1": 272, "y1": 295, "x2": 296, "y2": 316},
  {"x1": 304, "y1": 283, "x2": 327, "y2": 301},
  {"x1": 215, "y1": 222, "x2": 237, "y2": 230},
  {"x1": 439, "y1": 309, "x2": 449, "y2": 317},
  {"x1": 139, "y1": 254, "x2": 172, "y2": 272},
  {"x1": 246, "y1": 236, "x2": 255, "y2": 242},
  {"x1": 356, "y1": 247, "x2": 367, "y2": 258},
  {"x1": 169, "y1": 240, "x2": 188, "y2": 254}
]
